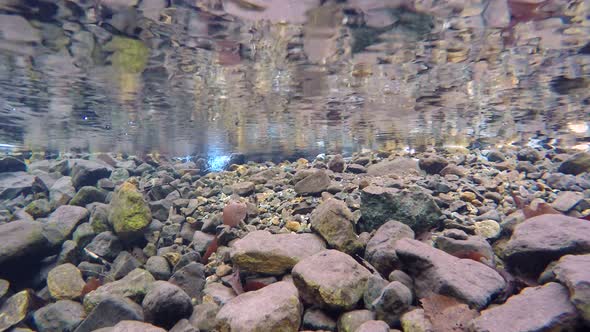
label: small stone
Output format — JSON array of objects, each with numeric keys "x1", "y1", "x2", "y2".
[
  {"x1": 470, "y1": 283, "x2": 579, "y2": 332},
  {"x1": 401, "y1": 308, "x2": 433, "y2": 332},
  {"x1": 328, "y1": 154, "x2": 345, "y2": 173},
  {"x1": 145, "y1": 256, "x2": 171, "y2": 280},
  {"x1": 43, "y1": 205, "x2": 89, "y2": 247},
  {"x1": 294, "y1": 169, "x2": 331, "y2": 196},
  {"x1": 286, "y1": 221, "x2": 301, "y2": 232},
  {"x1": 370, "y1": 281, "x2": 413, "y2": 325},
  {"x1": 419, "y1": 155, "x2": 449, "y2": 174},
  {"x1": 107, "y1": 320, "x2": 166, "y2": 332},
  {"x1": 355, "y1": 320, "x2": 390, "y2": 332},
  {"x1": 232, "y1": 181, "x2": 255, "y2": 196},
  {"x1": 75, "y1": 296, "x2": 144, "y2": 332},
  {"x1": 460, "y1": 191, "x2": 476, "y2": 202},
  {"x1": 302, "y1": 308, "x2": 337, "y2": 331},
  {"x1": 337, "y1": 310, "x2": 375, "y2": 332},
  {"x1": 364, "y1": 220, "x2": 415, "y2": 276},
  {"x1": 310, "y1": 198, "x2": 362, "y2": 254},
  {"x1": 142, "y1": 281, "x2": 193, "y2": 329},
  {"x1": 70, "y1": 186, "x2": 107, "y2": 206},
  {"x1": 202, "y1": 283, "x2": 236, "y2": 306},
  {"x1": 70, "y1": 159, "x2": 112, "y2": 189},
  {"x1": 474, "y1": 220, "x2": 501, "y2": 240},
  {"x1": 552, "y1": 191, "x2": 584, "y2": 212},
  {"x1": 388, "y1": 270, "x2": 413, "y2": 290},
  {"x1": 85, "y1": 231, "x2": 123, "y2": 261},
  {"x1": 47, "y1": 263, "x2": 86, "y2": 300},
  {"x1": 33, "y1": 300, "x2": 85, "y2": 332},
  {"x1": 169, "y1": 262, "x2": 206, "y2": 301},
  {"x1": 0, "y1": 220, "x2": 49, "y2": 265},
  {"x1": 0, "y1": 290, "x2": 34, "y2": 331},
  {"x1": 24, "y1": 198, "x2": 51, "y2": 218},
  {"x1": 189, "y1": 302, "x2": 219, "y2": 331},
  {"x1": 110, "y1": 251, "x2": 142, "y2": 280},
  {"x1": 169, "y1": 319, "x2": 198, "y2": 332},
  {"x1": 346, "y1": 164, "x2": 367, "y2": 174},
  {"x1": 83, "y1": 268, "x2": 155, "y2": 312},
  {"x1": 558, "y1": 152, "x2": 590, "y2": 175},
  {"x1": 73, "y1": 223, "x2": 96, "y2": 248},
  {"x1": 486, "y1": 150, "x2": 505, "y2": 162},
  {"x1": 215, "y1": 264, "x2": 232, "y2": 277}
]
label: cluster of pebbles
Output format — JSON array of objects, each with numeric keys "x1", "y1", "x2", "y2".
[{"x1": 0, "y1": 146, "x2": 589, "y2": 332}]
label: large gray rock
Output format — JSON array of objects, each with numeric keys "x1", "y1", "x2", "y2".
[
  {"x1": 70, "y1": 186, "x2": 107, "y2": 206},
  {"x1": 367, "y1": 158, "x2": 420, "y2": 176},
  {"x1": 33, "y1": 300, "x2": 85, "y2": 332},
  {"x1": 364, "y1": 220, "x2": 415, "y2": 276},
  {"x1": 50, "y1": 176, "x2": 76, "y2": 207},
  {"x1": 43, "y1": 205, "x2": 89, "y2": 247},
  {"x1": 84, "y1": 231, "x2": 122, "y2": 261},
  {"x1": 370, "y1": 281, "x2": 413, "y2": 326},
  {"x1": 168, "y1": 262, "x2": 206, "y2": 301},
  {"x1": 71, "y1": 159, "x2": 112, "y2": 189},
  {"x1": 294, "y1": 169, "x2": 331, "y2": 195},
  {"x1": 559, "y1": 152, "x2": 590, "y2": 175},
  {"x1": 360, "y1": 185, "x2": 442, "y2": 232},
  {"x1": 142, "y1": 281, "x2": 193, "y2": 329},
  {"x1": 541, "y1": 254, "x2": 590, "y2": 324},
  {"x1": 310, "y1": 198, "x2": 363, "y2": 255},
  {"x1": 231, "y1": 230, "x2": 326, "y2": 275},
  {"x1": 216, "y1": 281, "x2": 302, "y2": 332},
  {"x1": 395, "y1": 238, "x2": 505, "y2": 309},
  {"x1": 292, "y1": 250, "x2": 371, "y2": 310},
  {"x1": 418, "y1": 155, "x2": 448, "y2": 174},
  {"x1": 469, "y1": 283, "x2": 579, "y2": 332},
  {"x1": 74, "y1": 296, "x2": 144, "y2": 332},
  {"x1": 0, "y1": 220, "x2": 49, "y2": 264},
  {"x1": 84, "y1": 268, "x2": 155, "y2": 312},
  {"x1": 503, "y1": 214, "x2": 590, "y2": 276},
  {"x1": 0, "y1": 156, "x2": 26, "y2": 173},
  {"x1": 0, "y1": 171, "x2": 47, "y2": 200}
]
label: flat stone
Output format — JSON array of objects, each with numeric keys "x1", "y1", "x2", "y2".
[
  {"x1": 83, "y1": 268, "x2": 155, "y2": 312},
  {"x1": 0, "y1": 220, "x2": 49, "y2": 265},
  {"x1": 0, "y1": 156, "x2": 26, "y2": 173},
  {"x1": 43, "y1": 205, "x2": 89, "y2": 247},
  {"x1": 33, "y1": 300, "x2": 85, "y2": 332},
  {"x1": 0, "y1": 172, "x2": 48, "y2": 200},
  {"x1": 215, "y1": 281, "x2": 302, "y2": 332},
  {"x1": 552, "y1": 191, "x2": 584, "y2": 212},
  {"x1": 367, "y1": 158, "x2": 420, "y2": 176},
  {"x1": 310, "y1": 198, "x2": 362, "y2": 254},
  {"x1": 292, "y1": 250, "x2": 371, "y2": 310},
  {"x1": 294, "y1": 169, "x2": 331, "y2": 195},
  {"x1": 232, "y1": 181, "x2": 255, "y2": 196},
  {"x1": 50, "y1": 176, "x2": 76, "y2": 207},
  {"x1": 365, "y1": 220, "x2": 415, "y2": 276},
  {"x1": 469, "y1": 283, "x2": 579, "y2": 332},
  {"x1": 434, "y1": 229, "x2": 494, "y2": 263},
  {"x1": 370, "y1": 281, "x2": 413, "y2": 325},
  {"x1": 0, "y1": 290, "x2": 34, "y2": 331},
  {"x1": 109, "y1": 251, "x2": 141, "y2": 280},
  {"x1": 70, "y1": 186, "x2": 107, "y2": 207},
  {"x1": 395, "y1": 238, "x2": 505, "y2": 309},
  {"x1": 24, "y1": 198, "x2": 51, "y2": 218},
  {"x1": 145, "y1": 256, "x2": 171, "y2": 280},
  {"x1": 558, "y1": 152, "x2": 590, "y2": 175},
  {"x1": 47, "y1": 263, "x2": 86, "y2": 300},
  {"x1": 71, "y1": 159, "x2": 112, "y2": 189},
  {"x1": 542, "y1": 254, "x2": 590, "y2": 324},
  {"x1": 74, "y1": 296, "x2": 144, "y2": 332},
  {"x1": 231, "y1": 230, "x2": 326, "y2": 275},
  {"x1": 503, "y1": 214, "x2": 590, "y2": 276},
  {"x1": 84, "y1": 231, "x2": 122, "y2": 261},
  {"x1": 360, "y1": 185, "x2": 442, "y2": 233}
]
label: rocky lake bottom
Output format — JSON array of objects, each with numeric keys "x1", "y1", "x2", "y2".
[{"x1": 0, "y1": 147, "x2": 590, "y2": 332}]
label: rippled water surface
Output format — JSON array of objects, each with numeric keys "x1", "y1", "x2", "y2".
[{"x1": 0, "y1": 0, "x2": 589, "y2": 159}]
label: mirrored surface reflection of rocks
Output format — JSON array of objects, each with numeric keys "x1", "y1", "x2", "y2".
[{"x1": 0, "y1": 0, "x2": 588, "y2": 159}]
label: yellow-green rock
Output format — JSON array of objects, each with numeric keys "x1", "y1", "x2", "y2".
[
  {"x1": 109, "y1": 182, "x2": 151, "y2": 240},
  {"x1": 0, "y1": 290, "x2": 32, "y2": 331},
  {"x1": 401, "y1": 308, "x2": 433, "y2": 332},
  {"x1": 47, "y1": 263, "x2": 85, "y2": 300},
  {"x1": 83, "y1": 268, "x2": 155, "y2": 312}
]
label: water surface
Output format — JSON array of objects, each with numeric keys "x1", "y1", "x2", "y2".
[{"x1": 0, "y1": 0, "x2": 589, "y2": 159}]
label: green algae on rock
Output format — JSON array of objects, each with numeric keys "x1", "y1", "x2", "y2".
[
  {"x1": 105, "y1": 36, "x2": 149, "y2": 74},
  {"x1": 109, "y1": 182, "x2": 152, "y2": 241}
]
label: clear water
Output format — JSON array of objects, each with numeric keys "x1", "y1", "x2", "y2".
[{"x1": 0, "y1": 0, "x2": 589, "y2": 160}]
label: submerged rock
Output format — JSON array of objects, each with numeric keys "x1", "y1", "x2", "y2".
[
  {"x1": 395, "y1": 238, "x2": 505, "y2": 309},
  {"x1": 0, "y1": 172, "x2": 48, "y2": 200},
  {"x1": 83, "y1": 268, "x2": 155, "y2": 311},
  {"x1": 109, "y1": 182, "x2": 151, "y2": 241},
  {"x1": 71, "y1": 159, "x2": 112, "y2": 189},
  {"x1": 364, "y1": 220, "x2": 415, "y2": 276},
  {"x1": 292, "y1": 250, "x2": 371, "y2": 310},
  {"x1": 0, "y1": 156, "x2": 26, "y2": 173},
  {"x1": 310, "y1": 198, "x2": 362, "y2": 254},
  {"x1": 74, "y1": 296, "x2": 144, "y2": 332},
  {"x1": 367, "y1": 158, "x2": 419, "y2": 176},
  {"x1": 0, "y1": 220, "x2": 49, "y2": 265},
  {"x1": 231, "y1": 230, "x2": 326, "y2": 275},
  {"x1": 469, "y1": 283, "x2": 579, "y2": 332},
  {"x1": 294, "y1": 169, "x2": 331, "y2": 195},
  {"x1": 0, "y1": 290, "x2": 35, "y2": 331},
  {"x1": 558, "y1": 152, "x2": 590, "y2": 175},
  {"x1": 43, "y1": 205, "x2": 89, "y2": 247},
  {"x1": 47, "y1": 263, "x2": 86, "y2": 300},
  {"x1": 215, "y1": 281, "x2": 302, "y2": 332},
  {"x1": 33, "y1": 300, "x2": 85, "y2": 332},
  {"x1": 142, "y1": 281, "x2": 193, "y2": 329},
  {"x1": 503, "y1": 214, "x2": 590, "y2": 276},
  {"x1": 360, "y1": 185, "x2": 442, "y2": 232}
]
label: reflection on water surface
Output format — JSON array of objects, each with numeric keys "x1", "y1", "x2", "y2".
[{"x1": 0, "y1": 0, "x2": 589, "y2": 159}]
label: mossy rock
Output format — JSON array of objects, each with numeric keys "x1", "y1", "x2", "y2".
[
  {"x1": 109, "y1": 182, "x2": 151, "y2": 241},
  {"x1": 105, "y1": 36, "x2": 149, "y2": 74}
]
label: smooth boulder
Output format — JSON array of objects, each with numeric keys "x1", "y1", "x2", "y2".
[
  {"x1": 33, "y1": 300, "x2": 85, "y2": 332},
  {"x1": 215, "y1": 281, "x2": 302, "y2": 332},
  {"x1": 231, "y1": 230, "x2": 326, "y2": 275},
  {"x1": 83, "y1": 268, "x2": 155, "y2": 312},
  {"x1": 395, "y1": 238, "x2": 505, "y2": 309},
  {"x1": 0, "y1": 220, "x2": 49, "y2": 265},
  {"x1": 310, "y1": 198, "x2": 362, "y2": 254},
  {"x1": 142, "y1": 281, "x2": 193, "y2": 329},
  {"x1": 292, "y1": 250, "x2": 371, "y2": 310},
  {"x1": 364, "y1": 220, "x2": 415, "y2": 276},
  {"x1": 71, "y1": 159, "x2": 112, "y2": 189},
  {"x1": 43, "y1": 205, "x2": 89, "y2": 247}
]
